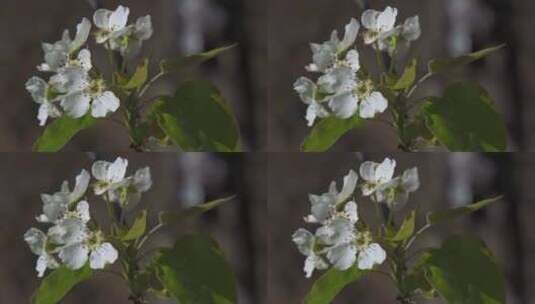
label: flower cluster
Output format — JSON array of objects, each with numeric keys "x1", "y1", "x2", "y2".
[
  {"x1": 292, "y1": 157, "x2": 419, "y2": 278},
  {"x1": 24, "y1": 157, "x2": 152, "y2": 277},
  {"x1": 294, "y1": 6, "x2": 421, "y2": 127},
  {"x1": 25, "y1": 5, "x2": 153, "y2": 126}
]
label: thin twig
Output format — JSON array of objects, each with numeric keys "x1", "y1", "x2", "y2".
[
  {"x1": 136, "y1": 223, "x2": 165, "y2": 250},
  {"x1": 138, "y1": 72, "x2": 165, "y2": 98}
]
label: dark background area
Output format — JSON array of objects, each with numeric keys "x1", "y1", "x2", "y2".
[
  {"x1": 268, "y1": 153, "x2": 534, "y2": 304},
  {"x1": 0, "y1": 0, "x2": 266, "y2": 151},
  {"x1": 268, "y1": 0, "x2": 533, "y2": 151},
  {"x1": 0, "y1": 153, "x2": 267, "y2": 303}
]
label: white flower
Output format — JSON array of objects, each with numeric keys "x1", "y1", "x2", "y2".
[
  {"x1": 318, "y1": 66, "x2": 356, "y2": 95},
  {"x1": 37, "y1": 170, "x2": 90, "y2": 224},
  {"x1": 38, "y1": 18, "x2": 92, "y2": 72},
  {"x1": 306, "y1": 170, "x2": 358, "y2": 223},
  {"x1": 361, "y1": 7, "x2": 398, "y2": 46},
  {"x1": 360, "y1": 158, "x2": 397, "y2": 197},
  {"x1": 294, "y1": 77, "x2": 329, "y2": 126},
  {"x1": 48, "y1": 218, "x2": 89, "y2": 246},
  {"x1": 375, "y1": 168, "x2": 420, "y2": 209},
  {"x1": 108, "y1": 167, "x2": 153, "y2": 207},
  {"x1": 54, "y1": 67, "x2": 120, "y2": 118},
  {"x1": 92, "y1": 157, "x2": 129, "y2": 196},
  {"x1": 94, "y1": 5, "x2": 130, "y2": 44},
  {"x1": 357, "y1": 243, "x2": 386, "y2": 270},
  {"x1": 292, "y1": 229, "x2": 328, "y2": 278},
  {"x1": 326, "y1": 243, "x2": 357, "y2": 270},
  {"x1": 402, "y1": 16, "x2": 421, "y2": 42},
  {"x1": 359, "y1": 91, "x2": 388, "y2": 119},
  {"x1": 58, "y1": 230, "x2": 118, "y2": 270},
  {"x1": 306, "y1": 18, "x2": 360, "y2": 73},
  {"x1": 25, "y1": 77, "x2": 62, "y2": 126},
  {"x1": 94, "y1": 6, "x2": 153, "y2": 57},
  {"x1": 24, "y1": 228, "x2": 59, "y2": 277}
]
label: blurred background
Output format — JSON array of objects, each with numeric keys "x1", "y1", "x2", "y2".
[
  {"x1": 0, "y1": 0, "x2": 266, "y2": 151},
  {"x1": 269, "y1": 0, "x2": 533, "y2": 151},
  {"x1": 269, "y1": 153, "x2": 535, "y2": 303},
  {"x1": 0, "y1": 153, "x2": 266, "y2": 303}
]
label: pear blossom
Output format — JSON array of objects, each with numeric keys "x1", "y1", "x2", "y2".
[
  {"x1": 292, "y1": 228, "x2": 328, "y2": 278},
  {"x1": 24, "y1": 228, "x2": 60, "y2": 277},
  {"x1": 92, "y1": 157, "x2": 129, "y2": 196},
  {"x1": 359, "y1": 158, "x2": 397, "y2": 197},
  {"x1": 305, "y1": 170, "x2": 358, "y2": 223},
  {"x1": 108, "y1": 167, "x2": 153, "y2": 207},
  {"x1": 94, "y1": 6, "x2": 153, "y2": 57},
  {"x1": 375, "y1": 167, "x2": 420, "y2": 209},
  {"x1": 38, "y1": 18, "x2": 92, "y2": 72},
  {"x1": 58, "y1": 229, "x2": 118, "y2": 270},
  {"x1": 361, "y1": 6, "x2": 398, "y2": 46},
  {"x1": 37, "y1": 170, "x2": 90, "y2": 224},
  {"x1": 25, "y1": 77, "x2": 62, "y2": 126},
  {"x1": 293, "y1": 77, "x2": 328, "y2": 126}
]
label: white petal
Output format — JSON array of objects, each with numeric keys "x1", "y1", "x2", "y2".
[
  {"x1": 318, "y1": 66, "x2": 356, "y2": 94},
  {"x1": 91, "y1": 91, "x2": 120, "y2": 118},
  {"x1": 294, "y1": 77, "x2": 317, "y2": 104},
  {"x1": 358, "y1": 243, "x2": 386, "y2": 270},
  {"x1": 402, "y1": 16, "x2": 421, "y2": 42},
  {"x1": 89, "y1": 243, "x2": 118, "y2": 269},
  {"x1": 359, "y1": 161, "x2": 378, "y2": 182},
  {"x1": 309, "y1": 193, "x2": 336, "y2": 223},
  {"x1": 402, "y1": 168, "x2": 420, "y2": 192},
  {"x1": 359, "y1": 92, "x2": 388, "y2": 119},
  {"x1": 61, "y1": 92, "x2": 91, "y2": 118},
  {"x1": 48, "y1": 218, "x2": 88, "y2": 245},
  {"x1": 310, "y1": 42, "x2": 337, "y2": 72},
  {"x1": 376, "y1": 158, "x2": 396, "y2": 183},
  {"x1": 26, "y1": 77, "x2": 47, "y2": 104},
  {"x1": 292, "y1": 228, "x2": 315, "y2": 256},
  {"x1": 344, "y1": 201, "x2": 359, "y2": 224},
  {"x1": 70, "y1": 18, "x2": 92, "y2": 52},
  {"x1": 337, "y1": 170, "x2": 358, "y2": 203},
  {"x1": 37, "y1": 104, "x2": 50, "y2": 126},
  {"x1": 377, "y1": 6, "x2": 398, "y2": 32},
  {"x1": 133, "y1": 167, "x2": 152, "y2": 192},
  {"x1": 24, "y1": 228, "x2": 47, "y2": 256},
  {"x1": 328, "y1": 93, "x2": 359, "y2": 119},
  {"x1": 51, "y1": 67, "x2": 90, "y2": 93},
  {"x1": 93, "y1": 9, "x2": 112, "y2": 30},
  {"x1": 135, "y1": 15, "x2": 153, "y2": 40},
  {"x1": 361, "y1": 9, "x2": 381, "y2": 31},
  {"x1": 76, "y1": 49, "x2": 92, "y2": 71},
  {"x1": 338, "y1": 18, "x2": 360, "y2": 52},
  {"x1": 305, "y1": 102, "x2": 328, "y2": 127},
  {"x1": 108, "y1": 157, "x2": 128, "y2": 183},
  {"x1": 327, "y1": 244, "x2": 357, "y2": 270},
  {"x1": 109, "y1": 5, "x2": 130, "y2": 31},
  {"x1": 345, "y1": 50, "x2": 360, "y2": 72},
  {"x1": 59, "y1": 243, "x2": 89, "y2": 270},
  {"x1": 75, "y1": 201, "x2": 91, "y2": 223},
  {"x1": 70, "y1": 169, "x2": 90, "y2": 202},
  {"x1": 39, "y1": 193, "x2": 68, "y2": 223},
  {"x1": 92, "y1": 160, "x2": 111, "y2": 182}
]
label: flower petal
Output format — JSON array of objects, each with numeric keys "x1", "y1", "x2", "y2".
[
  {"x1": 70, "y1": 18, "x2": 91, "y2": 52},
  {"x1": 89, "y1": 242, "x2": 118, "y2": 269},
  {"x1": 59, "y1": 243, "x2": 89, "y2": 270},
  {"x1": 91, "y1": 91, "x2": 120, "y2": 118},
  {"x1": 327, "y1": 243, "x2": 357, "y2": 270},
  {"x1": 70, "y1": 169, "x2": 90, "y2": 202},
  {"x1": 93, "y1": 9, "x2": 112, "y2": 30},
  {"x1": 109, "y1": 5, "x2": 130, "y2": 31},
  {"x1": 24, "y1": 228, "x2": 47, "y2": 256},
  {"x1": 359, "y1": 92, "x2": 388, "y2": 119},
  {"x1": 328, "y1": 92, "x2": 359, "y2": 119},
  {"x1": 337, "y1": 170, "x2": 358, "y2": 203},
  {"x1": 338, "y1": 18, "x2": 360, "y2": 52},
  {"x1": 292, "y1": 228, "x2": 315, "y2": 256},
  {"x1": 61, "y1": 92, "x2": 91, "y2": 118},
  {"x1": 357, "y1": 243, "x2": 386, "y2": 270},
  {"x1": 135, "y1": 15, "x2": 153, "y2": 40}
]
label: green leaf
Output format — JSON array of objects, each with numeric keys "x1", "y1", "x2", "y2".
[
  {"x1": 302, "y1": 116, "x2": 362, "y2": 152},
  {"x1": 34, "y1": 115, "x2": 97, "y2": 152},
  {"x1": 423, "y1": 234, "x2": 505, "y2": 304},
  {"x1": 32, "y1": 266, "x2": 92, "y2": 304},
  {"x1": 427, "y1": 196, "x2": 502, "y2": 226},
  {"x1": 122, "y1": 210, "x2": 148, "y2": 241},
  {"x1": 304, "y1": 266, "x2": 366, "y2": 304},
  {"x1": 393, "y1": 58, "x2": 417, "y2": 90},
  {"x1": 160, "y1": 45, "x2": 236, "y2": 74},
  {"x1": 123, "y1": 58, "x2": 149, "y2": 90},
  {"x1": 428, "y1": 44, "x2": 505, "y2": 74},
  {"x1": 159, "y1": 195, "x2": 235, "y2": 225},
  {"x1": 155, "y1": 234, "x2": 237, "y2": 304},
  {"x1": 152, "y1": 81, "x2": 240, "y2": 151},
  {"x1": 422, "y1": 82, "x2": 507, "y2": 151},
  {"x1": 391, "y1": 211, "x2": 416, "y2": 242}
]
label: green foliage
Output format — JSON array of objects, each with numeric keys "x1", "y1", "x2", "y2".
[
  {"x1": 123, "y1": 59, "x2": 149, "y2": 90},
  {"x1": 159, "y1": 195, "x2": 235, "y2": 225},
  {"x1": 302, "y1": 116, "x2": 362, "y2": 152},
  {"x1": 32, "y1": 266, "x2": 92, "y2": 304},
  {"x1": 122, "y1": 210, "x2": 148, "y2": 241},
  {"x1": 155, "y1": 234, "x2": 237, "y2": 304},
  {"x1": 160, "y1": 45, "x2": 236, "y2": 74},
  {"x1": 428, "y1": 44, "x2": 505, "y2": 75},
  {"x1": 393, "y1": 59, "x2": 417, "y2": 90},
  {"x1": 427, "y1": 196, "x2": 502, "y2": 226},
  {"x1": 422, "y1": 82, "x2": 507, "y2": 151},
  {"x1": 33, "y1": 115, "x2": 97, "y2": 152},
  {"x1": 304, "y1": 266, "x2": 366, "y2": 304},
  {"x1": 391, "y1": 211, "x2": 416, "y2": 242},
  {"x1": 150, "y1": 81, "x2": 240, "y2": 151},
  {"x1": 423, "y1": 235, "x2": 505, "y2": 304}
]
